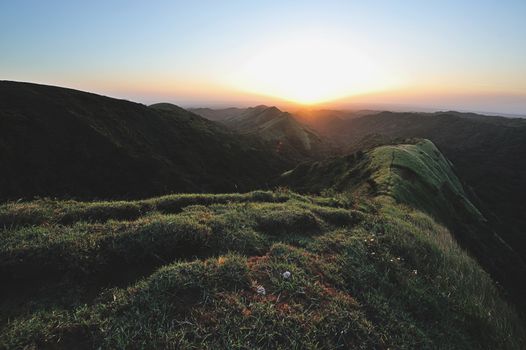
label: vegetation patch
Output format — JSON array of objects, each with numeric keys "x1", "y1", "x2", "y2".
[{"x1": 1, "y1": 190, "x2": 523, "y2": 349}]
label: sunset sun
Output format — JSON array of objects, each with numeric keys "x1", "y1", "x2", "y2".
[{"x1": 232, "y1": 37, "x2": 398, "y2": 105}]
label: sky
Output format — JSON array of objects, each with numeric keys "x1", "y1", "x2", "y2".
[{"x1": 1, "y1": 0, "x2": 525, "y2": 114}]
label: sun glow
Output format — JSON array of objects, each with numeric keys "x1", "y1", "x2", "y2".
[{"x1": 231, "y1": 37, "x2": 400, "y2": 105}]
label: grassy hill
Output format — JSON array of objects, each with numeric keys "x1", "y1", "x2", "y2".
[
  {"x1": 0, "y1": 81, "x2": 290, "y2": 201},
  {"x1": 308, "y1": 110, "x2": 526, "y2": 262},
  {"x1": 1, "y1": 189, "x2": 524, "y2": 349},
  {"x1": 188, "y1": 107, "x2": 248, "y2": 121},
  {"x1": 192, "y1": 105, "x2": 331, "y2": 161},
  {"x1": 281, "y1": 139, "x2": 526, "y2": 316}
]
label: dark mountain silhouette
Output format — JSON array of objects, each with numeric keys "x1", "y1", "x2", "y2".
[
  {"x1": 188, "y1": 107, "x2": 247, "y2": 121},
  {"x1": 0, "y1": 81, "x2": 291, "y2": 200}
]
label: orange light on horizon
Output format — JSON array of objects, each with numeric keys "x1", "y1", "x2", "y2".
[{"x1": 228, "y1": 36, "x2": 403, "y2": 105}]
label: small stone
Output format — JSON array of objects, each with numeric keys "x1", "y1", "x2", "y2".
[
  {"x1": 412, "y1": 269, "x2": 418, "y2": 275},
  {"x1": 256, "y1": 286, "x2": 266, "y2": 295},
  {"x1": 282, "y1": 271, "x2": 291, "y2": 279}
]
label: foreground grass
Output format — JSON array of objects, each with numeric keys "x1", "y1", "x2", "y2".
[{"x1": 0, "y1": 190, "x2": 524, "y2": 349}]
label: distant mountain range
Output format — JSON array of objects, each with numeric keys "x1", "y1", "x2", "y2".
[{"x1": 191, "y1": 105, "x2": 331, "y2": 161}]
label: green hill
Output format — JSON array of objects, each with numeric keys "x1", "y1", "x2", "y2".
[
  {"x1": 188, "y1": 107, "x2": 248, "y2": 121},
  {"x1": 192, "y1": 105, "x2": 331, "y2": 161},
  {"x1": 307, "y1": 110, "x2": 526, "y2": 263},
  {"x1": 281, "y1": 139, "x2": 526, "y2": 317},
  {"x1": 0, "y1": 82, "x2": 290, "y2": 200},
  {"x1": 1, "y1": 189, "x2": 524, "y2": 349}
]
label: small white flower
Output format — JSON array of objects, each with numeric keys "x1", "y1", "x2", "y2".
[
  {"x1": 256, "y1": 286, "x2": 266, "y2": 295},
  {"x1": 282, "y1": 271, "x2": 291, "y2": 279}
]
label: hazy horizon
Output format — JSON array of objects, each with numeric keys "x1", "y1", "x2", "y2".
[{"x1": 1, "y1": 0, "x2": 525, "y2": 115}]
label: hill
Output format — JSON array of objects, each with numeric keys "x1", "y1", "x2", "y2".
[
  {"x1": 281, "y1": 139, "x2": 526, "y2": 316},
  {"x1": 1, "y1": 189, "x2": 524, "y2": 349},
  {"x1": 188, "y1": 107, "x2": 247, "y2": 121},
  {"x1": 291, "y1": 108, "x2": 378, "y2": 135},
  {"x1": 192, "y1": 105, "x2": 331, "y2": 161},
  {"x1": 305, "y1": 111, "x2": 526, "y2": 263},
  {"x1": 0, "y1": 81, "x2": 291, "y2": 200}
]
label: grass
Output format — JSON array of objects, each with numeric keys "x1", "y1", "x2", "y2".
[
  {"x1": 281, "y1": 139, "x2": 526, "y2": 318},
  {"x1": 0, "y1": 191, "x2": 351, "y2": 290},
  {"x1": 368, "y1": 139, "x2": 483, "y2": 221},
  {"x1": 1, "y1": 190, "x2": 524, "y2": 349}
]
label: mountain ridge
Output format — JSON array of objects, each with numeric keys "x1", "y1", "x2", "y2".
[
  {"x1": 0, "y1": 81, "x2": 291, "y2": 200},
  {"x1": 192, "y1": 105, "x2": 331, "y2": 161},
  {"x1": 281, "y1": 138, "x2": 526, "y2": 314},
  {"x1": 300, "y1": 110, "x2": 526, "y2": 262}
]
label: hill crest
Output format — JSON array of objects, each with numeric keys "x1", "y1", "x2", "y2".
[{"x1": 0, "y1": 81, "x2": 291, "y2": 200}]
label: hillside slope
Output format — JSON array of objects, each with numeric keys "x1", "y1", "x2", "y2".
[
  {"x1": 313, "y1": 111, "x2": 526, "y2": 261},
  {"x1": 188, "y1": 107, "x2": 247, "y2": 121},
  {"x1": 281, "y1": 139, "x2": 526, "y2": 314},
  {"x1": 0, "y1": 81, "x2": 290, "y2": 200},
  {"x1": 192, "y1": 105, "x2": 330, "y2": 161},
  {"x1": 1, "y1": 190, "x2": 524, "y2": 349},
  {"x1": 291, "y1": 108, "x2": 378, "y2": 135}
]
